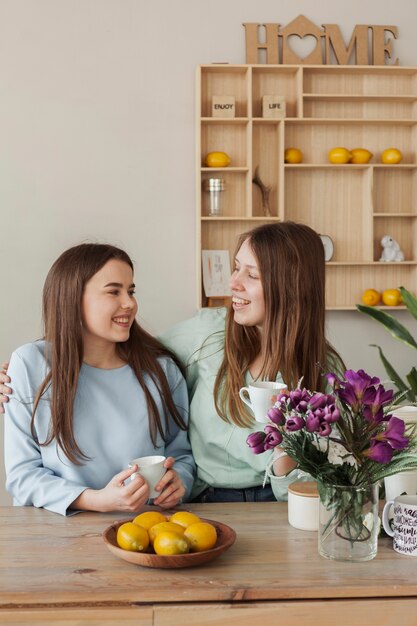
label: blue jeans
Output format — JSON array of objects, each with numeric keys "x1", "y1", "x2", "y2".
[{"x1": 191, "y1": 484, "x2": 275, "y2": 503}]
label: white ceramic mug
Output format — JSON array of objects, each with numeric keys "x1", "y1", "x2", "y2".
[
  {"x1": 128, "y1": 455, "x2": 166, "y2": 499},
  {"x1": 384, "y1": 471, "x2": 417, "y2": 502},
  {"x1": 239, "y1": 381, "x2": 287, "y2": 423},
  {"x1": 382, "y1": 495, "x2": 417, "y2": 556}
]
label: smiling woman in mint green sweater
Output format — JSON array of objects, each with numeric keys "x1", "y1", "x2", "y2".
[{"x1": 160, "y1": 222, "x2": 343, "y2": 502}]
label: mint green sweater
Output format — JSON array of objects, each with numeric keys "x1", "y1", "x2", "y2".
[{"x1": 160, "y1": 308, "x2": 297, "y2": 500}]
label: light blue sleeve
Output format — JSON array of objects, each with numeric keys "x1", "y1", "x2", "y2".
[
  {"x1": 162, "y1": 362, "x2": 195, "y2": 501},
  {"x1": 4, "y1": 350, "x2": 87, "y2": 516}
]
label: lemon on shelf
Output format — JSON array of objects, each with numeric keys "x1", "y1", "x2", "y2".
[
  {"x1": 361, "y1": 289, "x2": 381, "y2": 306},
  {"x1": 328, "y1": 147, "x2": 352, "y2": 164},
  {"x1": 382, "y1": 289, "x2": 402, "y2": 306},
  {"x1": 205, "y1": 151, "x2": 231, "y2": 167},
  {"x1": 381, "y1": 148, "x2": 403, "y2": 164},
  {"x1": 350, "y1": 148, "x2": 373, "y2": 164},
  {"x1": 284, "y1": 147, "x2": 303, "y2": 164}
]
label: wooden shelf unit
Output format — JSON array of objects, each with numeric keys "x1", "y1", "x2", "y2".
[{"x1": 196, "y1": 64, "x2": 417, "y2": 309}]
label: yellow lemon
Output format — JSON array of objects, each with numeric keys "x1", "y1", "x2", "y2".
[
  {"x1": 169, "y1": 511, "x2": 202, "y2": 528},
  {"x1": 132, "y1": 511, "x2": 167, "y2": 530},
  {"x1": 382, "y1": 289, "x2": 402, "y2": 306},
  {"x1": 361, "y1": 289, "x2": 381, "y2": 306},
  {"x1": 381, "y1": 148, "x2": 403, "y2": 164},
  {"x1": 116, "y1": 522, "x2": 149, "y2": 552},
  {"x1": 153, "y1": 531, "x2": 190, "y2": 556},
  {"x1": 328, "y1": 147, "x2": 352, "y2": 164},
  {"x1": 284, "y1": 147, "x2": 303, "y2": 164},
  {"x1": 350, "y1": 148, "x2": 373, "y2": 164},
  {"x1": 148, "y1": 521, "x2": 185, "y2": 546},
  {"x1": 205, "y1": 151, "x2": 231, "y2": 167},
  {"x1": 184, "y1": 522, "x2": 217, "y2": 552}
]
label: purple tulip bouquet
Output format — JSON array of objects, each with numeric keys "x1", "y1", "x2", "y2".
[{"x1": 247, "y1": 369, "x2": 417, "y2": 560}]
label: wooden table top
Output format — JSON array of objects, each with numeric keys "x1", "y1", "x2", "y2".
[{"x1": 0, "y1": 502, "x2": 416, "y2": 608}]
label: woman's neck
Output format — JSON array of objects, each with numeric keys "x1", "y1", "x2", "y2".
[{"x1": 82, "y1": 340, "x2": 126, "y2": 369}]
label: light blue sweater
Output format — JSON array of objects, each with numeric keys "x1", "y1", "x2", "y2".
[{"x1": 4, "y1": 341, "x2": 195, "y2": 515}]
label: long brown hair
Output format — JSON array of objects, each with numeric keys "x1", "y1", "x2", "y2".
[
  {"x1": 214, "y1": 222, "x2": 343, "y2": 427},
  {"x1": 31, "y1": 243, "x2": 187, "y2": 464}
]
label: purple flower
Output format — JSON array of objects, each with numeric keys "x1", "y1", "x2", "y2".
[
  {"x1": 246, "y1": 431, "x2": 267, "y2": 454},
  {"x1": 362, "y1": 385, "x2": 394, "y2": 422},
  {"x1": 322, "y1": 404, "x2": 340, "y2": 423},
  {"x1": 309, "y1": 393, "x2": 328, "y2": 410},
  {"x1": 373, "y1": 416, "x2": 409, "y2": 451},
  {"x1": 267, "y1": 407, "x2": 285, "y2": 425},
  {"x1": 305, "y1": 411, "x2": 321, "y2": 432},
  {"x1": 364, "y1": 416, "x2": 409, "y2": 464},
  {"x1": 286, "y1": 416, "x2": 305, "y2": 432},
  {"x1": 336, "y1": 370, "x2": 379, "y2": 411},
  {"x1": 364, "y1": 441, "x2": 394, "y2": 464},
  {"x1": 264, "y1": 430, "x2": 283, "y2": 449},
  {"x1": 317, "y1": 421, "x2": 332, "y2": 436},
  {"x1": 326, "y1": 372, "x2": 340, "y2": 389},
  {"x1": 288, "y1": 389, "x2": 311, "y2": 411}
]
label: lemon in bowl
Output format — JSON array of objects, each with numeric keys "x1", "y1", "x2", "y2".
[
  {"x1": 328, "y1": 147, "x2": 352, "y2": 164},
  {"x1": 350, "y1": 148, "x2": 373, "y2": 164}
]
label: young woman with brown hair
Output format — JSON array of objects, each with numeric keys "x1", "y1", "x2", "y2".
[
  {"x1": 3, "y1": 244, "x2": 195, "y2": 515},
  {"x1": 159, "y1": 222, "x2": 343, "y2": 502}
]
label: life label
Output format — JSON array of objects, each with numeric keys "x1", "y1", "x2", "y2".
[{"x1": 262, "y1": 95, "x2": 286, "y2": 118}]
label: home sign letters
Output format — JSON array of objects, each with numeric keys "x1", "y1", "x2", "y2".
[{"x1": 244, "y1": 15, "x2": 398, "y2": 65}]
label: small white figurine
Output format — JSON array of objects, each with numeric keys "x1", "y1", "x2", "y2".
[{"x1": 379, "y1": 235, "x2": 405, "y2": 262}]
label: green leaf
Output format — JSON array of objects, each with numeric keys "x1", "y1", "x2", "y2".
[
  {"x1": 399, "y1": 286, "x2": 417, "y2": 321},
  {"x1": 406, "y1": 367, "x2": 417, "y2": 399},
  {"x1": 370, "y1": 345, "x2": 409, "y2": 395},
  {"x1": 356, "y1": 304, "x2": 417, "y2": 350}
]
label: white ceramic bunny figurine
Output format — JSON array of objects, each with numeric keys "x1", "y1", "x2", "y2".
[{"x1": 379, "y1": 235, "x2": 405, "y2": 262}]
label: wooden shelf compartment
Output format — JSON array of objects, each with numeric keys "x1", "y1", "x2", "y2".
[
  {"x1": 325, "y1": 263, "x2": 417, "y2": 309},
  {"x1": 201, "y1": 120, "x2": 249, "y2": 168},
  {"x1": 199, "y1": 65, "x2": 249, "y2": 117},
  {"x1": 200, "y1": 170, "x2": 248, "y2": 218},
  {"x1": 252, "y1": 65, "x2": 301, "y2": 118},
  {"x1": 303, "y1": 97, "x2": 417, "y2": 120},
  {"x1": 252, "y1": 121, "x2": 282, "y2": 218},
  {"x1": 373, "y1": 167, "x2": 417, "y2": 215},
  {"x1": 373, "y1": 216, "x2": 417, "y2": 262},
  {"x1": 284, "y1": 167, "x2": 373, "y2": 263},
  {"x1": 284, "y1": 120, "x2": 416, "y2": 165},
  {"x1": 302, "y1": 66, "x2": 417, "y2": 96}
]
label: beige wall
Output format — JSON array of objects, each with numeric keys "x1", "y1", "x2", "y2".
[{"x1": 1, "y1": 0, "x2": 417, "y2": 505}]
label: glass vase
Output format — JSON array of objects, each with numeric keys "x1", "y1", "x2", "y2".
[{"x1": 317, "y1": 481, "x2": 379, "y2": 562}]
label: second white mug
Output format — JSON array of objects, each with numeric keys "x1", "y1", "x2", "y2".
[
  {"x1": 128, "y1": 455, "x2": 166, "y2": 499},
  {"x1": 239, "y1": 381, "x2": 287, "y2": 423}
]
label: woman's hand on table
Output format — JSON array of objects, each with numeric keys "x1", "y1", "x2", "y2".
[{"x1": 71, "y1": 465, "x2": 150, "y2": 513}]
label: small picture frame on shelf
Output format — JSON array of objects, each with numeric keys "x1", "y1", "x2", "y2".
[
  {"x1": 202, "y1": 250, "x2": 232, "y2": 297},
  {"x1": 212, "y1": 96, "x2": 235, "y2": 118},
  {"x1": 262, "y1": 95, "x2": 286, "y2": 119}
]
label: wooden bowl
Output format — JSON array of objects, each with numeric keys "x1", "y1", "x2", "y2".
[{"x1": 102, "y1": 516, "x2": 236, "y2": 569}]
